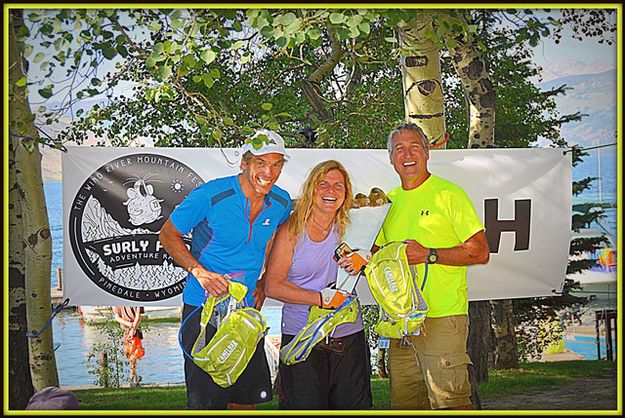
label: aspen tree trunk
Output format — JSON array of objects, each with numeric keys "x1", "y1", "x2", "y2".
[
  {"x1": 446, "y1": 11, "x2": 518, "y2": 373},
  {"x1": 398, "y1": 13, "x2": 446, "y2": 144},
  {"x1": 492, "y1": 299, "x2": 519, "y2": 369},
  {"x1": 447, "y1": 44, "x2": 496, "y2": 148},
  {"x1": 9, "y1": 9, "x2": 59, "y2": 391},
  {"x1": 9, "y1": 128, "x2": 35, "y2": 408}
]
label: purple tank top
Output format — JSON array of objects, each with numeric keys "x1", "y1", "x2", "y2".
[{"x1": 281, "y1": 225, "x2": 364, "y2": 338}]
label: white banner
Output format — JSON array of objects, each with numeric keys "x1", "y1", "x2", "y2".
[{"x1": 63, "y1": 147, "x2": 572, "y2": 306}]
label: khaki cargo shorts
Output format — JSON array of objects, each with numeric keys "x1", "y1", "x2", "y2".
[{"x1": 387, "y1": 315, "x2": 472, "y2": 409}]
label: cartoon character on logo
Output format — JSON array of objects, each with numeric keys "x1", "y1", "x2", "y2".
[{"x1": 123, "y1": 178, "x2": 164, "y2": 226}]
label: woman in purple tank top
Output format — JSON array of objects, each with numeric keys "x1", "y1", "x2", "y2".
[{"x1": 264, "y1": 160, "x2": 372, "y2": 410}]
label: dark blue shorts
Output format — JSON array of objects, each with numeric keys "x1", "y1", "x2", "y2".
[
  {"x1": 181, "y1": 303, "x2": 272, "y2": 409},
  {"x1": 278, "y1": 329, "x2": 373, "y2": 410}
]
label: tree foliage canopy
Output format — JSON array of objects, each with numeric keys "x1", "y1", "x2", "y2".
[{"x1": 15, "y1": 8, "x2": 614, "y2": 151}]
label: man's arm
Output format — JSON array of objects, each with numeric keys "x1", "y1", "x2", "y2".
[
  {"x1": 130, "y1": 307, "x2": 141, "y2": 335},
  {"x1": 159, "y1": 219, "x2": 230, "y2": 297},
  {"x1": 252, "y1": 232, "x2": 277, "y2": 310},
  {"x1": 405, "y1": 230, "x2": 490, "y2": 266}
]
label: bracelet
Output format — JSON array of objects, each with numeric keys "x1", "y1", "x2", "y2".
[{"x1": 318, "y1": 292, "x2": 323, "y2": 308}]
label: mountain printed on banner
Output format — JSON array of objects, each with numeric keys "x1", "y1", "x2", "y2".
[{"x1": 82, "y1": 194, "x2": 188, "y2": 291}]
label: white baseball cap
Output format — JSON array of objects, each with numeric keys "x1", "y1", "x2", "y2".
[{"x1": 240, "y1": 129, "x2": 289, "y2": 161}]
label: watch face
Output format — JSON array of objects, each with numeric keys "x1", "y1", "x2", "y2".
[{"x1": 428, "y1": 251, "x2": 437, "y2": 263}]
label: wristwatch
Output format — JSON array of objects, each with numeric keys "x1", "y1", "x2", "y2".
[{"x1": 427, "y1": 248, "x2": 438, "y2": 264}]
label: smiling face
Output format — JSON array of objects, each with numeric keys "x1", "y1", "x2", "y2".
[
  {"x1": 313, "y1": 169, "x2": 347, "y2": 216},
  {"x1": 389, "y1": 129, "x2": 430, "y2": 189},
  {"x1": 240, "y1": 152, "x2": 285, "y2": 198}
]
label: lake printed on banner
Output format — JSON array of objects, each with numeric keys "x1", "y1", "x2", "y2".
[{"x1": 44, "y1": 150, "x2": 617, "y2": 386}]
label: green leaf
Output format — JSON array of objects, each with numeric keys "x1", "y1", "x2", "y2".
[
  {"x1": 171, "y1": 18, "x2": 184, "y2": 30},
  {"x1": 384, "y1": 36, "x2": 398, "y2": 43},
  {"x1": 294, "y1": 31, "x2": 306, "y2": 44},
  {"x1": 276, "y1": 37, "x2": 288, "y2": 48},
  {"x1": 209, "y1": 68, "x2": 221, "y2": 78},
  {"x1": 358, "y1": 22, "x2": 370, "y2": 35},
  {"x1": 182, "y1": 54, "x2": 196, "y2": 68},
  {"x1": 117, "y1": 44, "x2": 129, "y2": 58},
  {"x1": 200, "y1": 49, "x2": 216, "y2": 64},
  {"x1": 33, "y1": 52, "x2": 45, "y2": 64},
  {"x1": 15, "y1": 76, "x2": 27, "y2": 87},
  {"x1": 158, "y1": 64, "x2": 172, "y2": 79},
  {"x1": 28, "y1": 12, "x2": 41, "y2": 23},
  {"x1": 146, "y1": 56, "x2": 157, "y2": 68},
  {"x1": 231, "y1": 40, "x2": 245, "y2": 50},
  {"x1": 281, "y1": 12, "x2": 297, "y2": 26},
  {"x1": 285, "y1": 18, "x2": 302, "y2": 34},
  {"x1": 90, "y1": 77, "x2": 102, "y2": 86},
  {"x1": 261, "y1": 102, "x2": 273, "y2": 111},
  {"x1": 148, "y1": 21, "x2": 162, "y2": 31},
  {"x1": 308, "y1": 27, "x2": 322, "y2": 40},
  {"x1": 202, "y1": 73, "x2": 214, "y2": 88},
  {"x1": 192, "y1": 75, "x2": 202, "y2": 83},
  {"x1": 153, "y1": 42, "x2": 165, "y2": 55},
  {"x1": 329, "y1": 12, "x2": 345, "y2": 24},
  {"x1": 38, "y1": 85, "x2": 53, "y2": 99},
  {"x1": 102, "y1": 46, "x2": 117, "y2": 60},
  {"x1": 268, "y1": 122, "x2": 280, "y2": 131}
]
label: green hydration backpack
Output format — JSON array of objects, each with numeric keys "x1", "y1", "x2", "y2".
[
  {"x1": 364, "y1": 241, "x2": 429, "y2": 339},
  {"x1": 280, "y1": 296, "x2": 359, "y2": 365},
  {"x1": 188, "y1": 281, "x2": 268, "y2": 388}
]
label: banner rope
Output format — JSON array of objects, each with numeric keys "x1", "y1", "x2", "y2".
[{"x1": 25, "y1": 298, "x2": 71, "y2": 339}]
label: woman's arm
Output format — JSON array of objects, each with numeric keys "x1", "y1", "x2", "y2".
[{"x1": 264, "y1": 222, "x2": 323, "y2": 307}]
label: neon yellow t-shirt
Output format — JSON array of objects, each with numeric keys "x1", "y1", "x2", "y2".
[{"x1": 375, "y1": 175, "x2": 485, "y2": 317}]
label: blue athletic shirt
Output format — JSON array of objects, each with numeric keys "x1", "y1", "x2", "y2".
[{"x1": 169, "y1": 174, "x2": 292, "y2": 307}]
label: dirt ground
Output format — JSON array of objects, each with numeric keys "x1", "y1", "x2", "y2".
[{"x1": 481, "y1": 370, "x2": 618, "y2": 411}]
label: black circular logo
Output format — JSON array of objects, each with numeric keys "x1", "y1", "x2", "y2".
[{"x1": 69, "y1": 153, "x2": 204, "y2": 301}]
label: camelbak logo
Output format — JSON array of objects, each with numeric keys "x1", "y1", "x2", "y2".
[
  {"x1": 219, "y1": 340, "x2": 239, "y2": 363},
  {"x1": 383, "y1": 267, "x2": 399, "y2": 293}
]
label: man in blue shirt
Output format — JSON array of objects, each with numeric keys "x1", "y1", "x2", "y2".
[{"x1": 159, "y1": 130, "x2": 292, "y2": 409}]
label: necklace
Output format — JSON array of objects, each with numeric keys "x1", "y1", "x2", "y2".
[{"x1": 311, "y1": 216, "x2": 333, "y2": 235}]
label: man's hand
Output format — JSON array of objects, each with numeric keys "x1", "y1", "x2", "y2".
[
  {"x1": 253, "y1": 277, "x2": 267, "y2": 310},
  {"x1": 191, "y1": 265, "x2": 230, "y2": 297},
  {"x1": 337, "y1": 249, "x2": 371, "y2": 275},
  {"x1": 404, "y1": 239, "x2": 429, "y2": 265},
  {"x1": 319, "y1": 287, "x2": 351, "y2": 309}
]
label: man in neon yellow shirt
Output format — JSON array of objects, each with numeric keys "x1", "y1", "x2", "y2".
[{"x1": 374, "y1": 122, "x2": 490, "y2": 410}]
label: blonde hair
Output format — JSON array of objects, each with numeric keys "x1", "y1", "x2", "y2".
[{"x1": 289, "y1": 160, "x2": 353, "y2": 240}]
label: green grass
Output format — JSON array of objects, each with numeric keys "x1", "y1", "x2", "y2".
[
  {"x1": 479, "y1": 360, "x2": 617, "y2": 400},
  {"x1": 73, "y1": 360, "x2": 615, "y2": 410}
]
